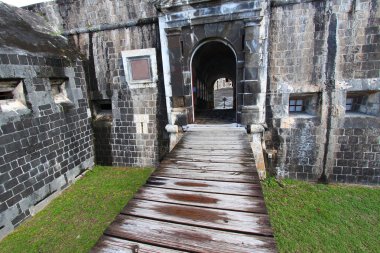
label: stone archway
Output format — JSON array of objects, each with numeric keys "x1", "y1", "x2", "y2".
[
  {"x1": 190, "y1": 40, "x2": 237, "y2": 123},
  {"x1": 157, "y1": 0, "x2": 270, "y2": 135}
]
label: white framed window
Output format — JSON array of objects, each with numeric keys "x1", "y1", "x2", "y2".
[
  {"x1": 288, "y1": 93, "x2": 320, "y2": 117},
  {"x1": 289, "y1": 98, "x2": 304, "y2": 112}
]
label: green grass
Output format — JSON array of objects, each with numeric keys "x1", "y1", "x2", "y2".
[
  {"x1": 0, "y1": 166, "x2": 153, "y2": 253},
  {"x1": 262, "y1": 178, "x2": 380, "y2": 253}
]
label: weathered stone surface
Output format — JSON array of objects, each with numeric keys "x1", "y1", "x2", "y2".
[
  {"x1": 0, "y1": 2, "x2": 76, "y2": 58},
  {"x1": 266, "y1": 0, "x2": 380, "y2": 184},
  {"x1": 25, "y1": 0, "x2": 379, "y2": 184},
  {"x1": 0, "y1": 3, "x2": 94, "y2": 240},
  {"x1": 27, "y1": 0, "x2": 169, "y2": 167},
  {"x1": 0, "y1": 0, "x2": 379, "y2": 241}
]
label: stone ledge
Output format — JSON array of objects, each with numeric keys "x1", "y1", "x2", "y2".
[{"x1": 271, "y1": 0, "x2": 323, "y2": 7}]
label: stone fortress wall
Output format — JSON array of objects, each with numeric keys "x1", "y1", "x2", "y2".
[
  {"x1": 265, "y1": 0, "x2": 380, "y2": 184},
  {"x1": 28, "y1": 0, "x2": 379, "y2": 185},
  {"x1": 0, "y1": 0, "x2": 379, "y2": 241},
  {"x1": 27, "y1": 0, "x2": 170, "y2": 168},
  {"x1": 0, "y1": 3, "x2": 94, "y2": 239}
]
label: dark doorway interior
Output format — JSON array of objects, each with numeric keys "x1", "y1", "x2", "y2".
[{"x1": 191, "y1": 41, "x2": 236, "y2": 124}]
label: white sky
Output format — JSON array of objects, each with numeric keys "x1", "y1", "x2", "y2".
[{"x1": 0, "y1": 0, "x2": 53, "y2": 7}]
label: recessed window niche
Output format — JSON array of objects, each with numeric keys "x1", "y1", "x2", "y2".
[
  {"x1": 93, "y1": 99, "x2": 112, "y2": 120},
  {"x1": 288, "y1": 93, "x2": 320, "y2": 117},
  {"x1": 0, "y1": 79, "x2": 28, "y2": 112},
  {"x1": 50, "y1": 78, "x2": 72, "y2": 107},
  {"x1": 346, "y1": 91, "x2": 380, "y2": 116}
]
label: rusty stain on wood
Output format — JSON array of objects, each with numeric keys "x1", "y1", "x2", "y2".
[
  {"x1": 147, "y1": 176, "x2": 264, "y2": 197},
  {"x1": 155, "y1": 204, "x2": 225, "y2": 222},
  {"x1": 103, "y1": 215, "x2": 276, "y2": 253},
  {"x1": 166, "y1": 193, "x2": 219, "y2": 204},
  {"x1": 154, "y1": 168, "x2": 259, "y2": 183},
  {"x1": 174, "y1": 181, "x2": 210, "y2": 187},
  {"x1": 134, "y1": 187, "x2": 267, "y2": 213},
  {"x1": 122, "y1": 199, "x2": 273, "y2": 236},
  {"x1": 92, "y1": 125, "x2": 277, "y2": 252}
]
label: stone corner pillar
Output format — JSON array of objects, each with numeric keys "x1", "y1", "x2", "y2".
[
  {"x1": 165, "y1": 107, "x2": 188, "y2": 151},
  {"x1": 249, "y1": 124, "x2": 267, "y2": 180},
  {"x1": 241, "y1": 12, "x2": 269, "y2": 126}
]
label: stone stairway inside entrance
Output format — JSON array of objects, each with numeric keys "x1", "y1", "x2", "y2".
[{"x1": 92, "y1": 124, "x2": 277, "y2": 252}]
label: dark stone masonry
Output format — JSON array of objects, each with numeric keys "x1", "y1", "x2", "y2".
[
  {"x1": 0, "y1": 3, "x2": 94, "y2": 238},
  {"x1": 264, "y1": 0, "x2": 380, "y2": 183},
  {"x1": 0, "y1": 0, "x2": 379, "y2": 240}
]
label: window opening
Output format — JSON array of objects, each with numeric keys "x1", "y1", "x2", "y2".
[
  {"x1": 288, "y1": 93, "x2": 320, "y2": 116},
  {"x1": 49, "y1": 78, "x2": 74, "y2": 112},
  {"x1": 0, "y1": 91, "x2": 13, "y2": 100},
  {"x1": 93, "y1": 100, "x2": 112, "y2": 120},
  {"x1": 346, "y1": 95, "x2": 363, "y2": 112},
  {"x1": 50, "y1": 78, "x2": 71, "y2": 105},
  {"x1": 345, "y1": 91, "x2": 380, "y2": 116},
  {"x1": 99, "y1": 103, "x2": 112, "y2": 111},
  {"x1": 0, "y1": 79, "x2": 27, "y2": 113},
  {"x1": 289, "y1": 98, "x2": 304, "y2": 112}
]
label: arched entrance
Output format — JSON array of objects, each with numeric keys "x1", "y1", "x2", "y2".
[{"x1": 191, "y1": 40, "x2": 237, "y2": 123}]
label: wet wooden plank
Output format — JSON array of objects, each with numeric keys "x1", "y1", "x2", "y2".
[
  {"x1": 171, "y1": 149, "x2": 253, "y2": 156},
  {"x1": 183, "y1": 132, "x2": 245, "y2": 136},
  {"x1": 163, "y1": 158, "x2": 256, "y2": 167},
  {"x1": 122, "y1": 199, "x2": 273, "y2": 236},
  {"x1": 135, "y1": 187, "x2": 267, "y2": 213},
  {"x1": 160, "y1": 160, "x2": 256, "y2": 169},
  {"x1": 185, "y1": 127, "x2": 246, "y2": 135},
  {"x1": 176, "y1": 138, "x2": 250, "y2": 148},
  {"x1": 181, "y1": 132, "x2": 247, "y2": 138},
  {"x1": 176, "y1": 140, "x2": 246, "y2": 145},
  {"x1": 92, "y1": 125, "x2": 276, "y2": 252},
  {"x1": 146, "y1": 177, "x2": 264, "y2": 196},
  {"x1": 181, "y1": 136, "x2": 247, "y2": 140},
  {"x1": 163, "y1": 154, "x2": 255, "y2": 163},
  {"x1": 154, "y1": 168, "x2": 259, "y2": 183},
  {"x1": 175, "y1": 143, "x2": 251, "y2": 150},
  {"x1": 182, "y1": 136, "x2": 246, "y2": 140},
  {"x1": 159, "y1": 160, "x2": 256, "y2": 173},
  {"x1": 106, "y1": 215, "x2": 276, "y2": 253},
  {"x1": 91, "y1": 235, "x2": 186, "y2": 253}
]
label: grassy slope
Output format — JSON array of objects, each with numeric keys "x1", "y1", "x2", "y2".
[
  {"x1": 0, "y1": 166, "x2": 153, "y2": 253},
  {"x1": 262, "y1": 178, "x2": 380, "y2": 253}
]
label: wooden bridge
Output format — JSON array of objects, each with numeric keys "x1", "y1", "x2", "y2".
[{"x1": 92, "y1": 125, "x2": 276, "y2": 252}]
